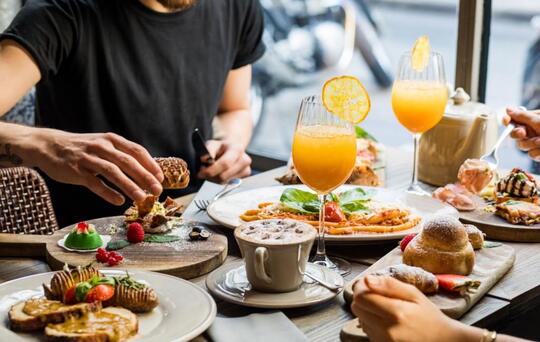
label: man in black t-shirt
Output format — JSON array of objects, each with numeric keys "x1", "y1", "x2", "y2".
[{"x1": 0, "y1": 0, "x2": 265, "y2": 226}]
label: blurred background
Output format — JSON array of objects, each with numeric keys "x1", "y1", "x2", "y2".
[
  {"x1": 2, "y1": 0, "x2": 540, "y2": 171},
  {"x1": 247, "y1": 0, "x2": 540, "y2": 172}
]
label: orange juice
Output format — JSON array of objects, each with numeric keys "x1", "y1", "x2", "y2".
[
  {"x1": 292, "y1": 125, "x2": 356, "y2": 194},
  {"x1": 391, "y1": 80, "x2": 448, "y2": 133}
]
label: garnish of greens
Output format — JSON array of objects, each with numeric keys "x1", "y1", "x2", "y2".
[
  {"x1": 106, "y1": 234, "x2": 182, "y2": 251},
  {"x1": 279, "y1": 188, "x2": 374, "y2": 215},
  {"x1": 355, "y1": 126, "x2": 377, "y2": 142},
  {"x1": 113, "y1": 273, "x2": 147, "y2": 289}
]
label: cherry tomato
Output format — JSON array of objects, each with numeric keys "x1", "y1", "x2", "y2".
[
  {"x1": 324, "y1": 202, "x2": 346, "y2": 222},
  {"x1": 85, "y1": 284, "x2": 115, "y2": 303},
  {"x1": 64, "y1": 286, "x2": 76, "y2": 304}
]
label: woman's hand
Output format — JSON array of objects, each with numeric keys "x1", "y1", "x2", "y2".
[
  {"x1": 503, "y1": 107, "x2": 540, "y2": 161},
  {"x1": 26, "y1": 128, "x2": 163, "y2": 205},
  {"x1": 351, "y1": 275, "x2": 474, "y2": 342}
]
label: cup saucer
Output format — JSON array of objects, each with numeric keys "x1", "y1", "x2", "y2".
[{"x1": 205, "y1": 260, "x2": 343, "y2": 309}]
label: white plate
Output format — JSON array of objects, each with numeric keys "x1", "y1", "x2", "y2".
[
  {"x1": 206, "y1": 261, "x2": 342, "y2": 309},
  {"x1": 0, "y1": 269, "x2": 216, "y2": 342},
  {"x1": 57, "y1": 234, "x2": 111, "y2": 253},
  {"x1": 207, "y1": 185, "x2": 457, "y2": 243}
]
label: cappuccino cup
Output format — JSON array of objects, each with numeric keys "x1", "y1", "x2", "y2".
[{"x1": 234, "y1": 219, "x2": 316, "y2": 293}]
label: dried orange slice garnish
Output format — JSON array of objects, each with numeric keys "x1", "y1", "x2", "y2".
[
  {"x1": 411, "y1": 35, "x2": 430, "y2": 72},
  {"x1": 321, "y1": 75, "x2": 371, "y2": 124}
]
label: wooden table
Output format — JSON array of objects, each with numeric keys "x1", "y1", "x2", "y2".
[{"x1": 2, "y1": 147, "x2": 540, "y2": 341}]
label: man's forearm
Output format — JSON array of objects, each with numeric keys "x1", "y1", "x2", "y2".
[
  {"x1": 214, "y1": 109, "x2": 253, "y2": 149},
  {"x1": 0, "y1": 122, "x2": 39, "y2": 168}
]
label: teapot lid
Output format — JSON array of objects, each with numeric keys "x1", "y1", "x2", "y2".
[{"x1": 446, "y1": 87, "x2": 491, "y2": 116}]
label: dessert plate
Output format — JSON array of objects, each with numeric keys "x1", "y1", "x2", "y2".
[
  {"x1": 206, "y1": 261, "x2": 343, "y2": 309},
  {"x1": 57, "y1": 234, "x2": 111, "y2": 253},
  {"x1": 0, "y1": 269, "x2": 216, "y2": 342},
  {"x1": 207, "y1": 185, "x2": 457, "y2": 244}
]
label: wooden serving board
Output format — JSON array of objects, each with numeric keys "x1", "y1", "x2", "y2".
[
  {"x1": 0, "y1": 216, "x2": 227, "y2": 279},
  {"x1": 460, "y1": 196, "x2": 540, "y2": 242},
  {"x1": 341, "y1": 243, "x2": 515, "y2": 341}
]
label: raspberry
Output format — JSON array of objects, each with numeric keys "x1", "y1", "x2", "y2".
[
  {"x1": 95, "y1": 248, "x2": 110, "y2": 263},
  {"x1": 127, "y1": 222, "x2": 145, "y2": 243}
]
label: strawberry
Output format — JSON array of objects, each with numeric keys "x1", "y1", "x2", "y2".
[
  {"x1": 399, "y1": 233, "x2": 417, "y2": 252},
  {"x1": 85, "y1": 284, "x2": 115, "y2": 303},
  {"x1": 76, "y1": 221, "x2": 89, "y2": 233},
  {"x1": 127, "y1": 222, "x2": 145, "y2": 243},
  {"x1": 436, "y1": 274, "x2": 481, "y2": 295}
]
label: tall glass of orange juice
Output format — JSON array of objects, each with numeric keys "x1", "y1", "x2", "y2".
[
  {"x1": 292, "y1": 96, "x2": 356, "y2": 271},
  {"x1": 391, "y1": 49, "x2": 447, "y2": 194}
]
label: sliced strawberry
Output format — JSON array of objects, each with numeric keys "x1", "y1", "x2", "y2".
[
  {"x1": 399, "y1": 233, "x2": 417, "y2": 252},
  {"x1": 76, "y1": 221, "x2": 89, "y2": 233},
  {"x1": 436, "y1": 274, "x2": 481, "y2": 295}
]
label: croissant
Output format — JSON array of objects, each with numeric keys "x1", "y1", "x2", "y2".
[
  {"x1": 403, "y1": 215, "x2": 475, "y2": 275},
  {"x1": 372, "y1": 264, "x2": 438, "y2": 294},
  {"x1": 43, "y1": 265, "x2": 102, "y2": 301}
]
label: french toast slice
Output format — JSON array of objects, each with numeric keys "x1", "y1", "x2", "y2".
[
  {"x1": 9, "y1": 298, "x2": 101, "y2": 332},
  {"x1": 45, "y1": 307, "x2": 138, "y2": 342}
]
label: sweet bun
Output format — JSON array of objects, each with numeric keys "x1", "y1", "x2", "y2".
[
  {"x1": 403, "y1": 215, "x2": 475, "y2": 275},
  {"x1": 155, "y1": 157, "x2": 190, "y2": 189},
  {"x1": 464, "y1": 224, "x2": 485, "y2": 250}
]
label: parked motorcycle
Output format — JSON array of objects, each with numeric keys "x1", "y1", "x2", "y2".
[{"x1": 251, "y1": 0, "x2": 393, "y2": 130}]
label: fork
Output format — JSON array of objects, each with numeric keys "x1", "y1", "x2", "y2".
[
  {"x1": 480, "y1": 106, "x2": 526, "y2": 170},
  {"x1": 194, "y1": 178, "x2": 242, "y2": 211}
]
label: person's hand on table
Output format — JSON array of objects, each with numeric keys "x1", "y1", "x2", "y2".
[
  {"x1": 27, "y1": 129, "x2": 163, "y2": 205},
  {"x1": 197, "y1": 139, "x2": 251, "y2": 183},
  {"x1": 351, "y1": 275, "x2": 465, "y2": 342},
  {"x1": 503, "y1": 107, "x2": 540, "y2": 161}
]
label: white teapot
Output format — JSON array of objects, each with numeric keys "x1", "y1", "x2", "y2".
[{"x1": 418, "y1": 88, "x2": 498, "y2": 186}]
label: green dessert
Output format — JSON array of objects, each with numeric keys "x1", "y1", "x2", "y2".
[{"x1": 64, "y1": 221, "x2": 103, "y2": 250}]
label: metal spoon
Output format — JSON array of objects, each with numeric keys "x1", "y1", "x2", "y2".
[{"x1": 303, "y1": 269, "x2": 343, "y2": 293}]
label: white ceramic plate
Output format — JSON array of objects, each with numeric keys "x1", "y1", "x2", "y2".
[
  {"x1": 206, "y1": 261, "x2": 342, "y2": 309},
  {"x1": 207, "y1": 185, "x2": 458, "y2": 243},
  {"x1": 0, "y1": 269, "x2": 216, "y2": 342},
  {"x1": 57, "y1": 234, "x2": 111, "y2": 253}
]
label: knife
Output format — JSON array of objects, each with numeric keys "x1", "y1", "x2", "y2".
[{"x1": 192, "y1": 128, "x2": 215, "y2": 166}]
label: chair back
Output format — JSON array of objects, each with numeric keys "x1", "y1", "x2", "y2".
[{"x1": 0, "y1": 167, "x2": 59, "y2": 234}]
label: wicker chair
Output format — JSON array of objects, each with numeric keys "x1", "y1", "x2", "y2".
[{"x1": 0, "y1": 167, "x2": 59, "y2": 234}]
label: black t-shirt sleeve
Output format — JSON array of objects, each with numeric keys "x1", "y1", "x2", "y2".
[
  {"x1": 0, "y1": 0, "x2": 78, "y2": 80},
  {"x1": 232, "y1": 0, "x2": 265, "y2": 69}
]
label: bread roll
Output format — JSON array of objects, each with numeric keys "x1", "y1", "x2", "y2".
[
  {"x1": 403, "y1": 216, "x2": 475, "y2": 275},
  {"x1": 155, "y1": 157, "x2": 190, "y2": 189}
]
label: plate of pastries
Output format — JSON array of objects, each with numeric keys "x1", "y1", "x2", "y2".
[
  {"x1": 344, "y1": 215, "x2": 515, "y2": 318},
  {"x1": 0, "y1": 265, "x2": 215, "y2": 341},
  {"x1": 433, "y1": 159, "x2": 540, "y2": 241}
]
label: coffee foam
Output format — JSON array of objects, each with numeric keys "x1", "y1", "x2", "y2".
[{"x1": 236, "y1": 219, "x2": 316, "y2": 245}]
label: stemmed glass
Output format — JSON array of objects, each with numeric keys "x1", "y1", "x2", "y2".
[
  {"x1": 292, "y1": 96, "x2": 357, "y2": 275},
  {"x1": 391, "y1": 52, "x2": 448, "y2": 194}
]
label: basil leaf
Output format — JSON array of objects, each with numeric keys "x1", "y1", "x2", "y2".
[
  {"x1": 355, "y1": 126, "x2": 377, "y2": 142},
  {"x1": 144, "y1": 235, "x2": 182, "y2": 243},
  {"x1": 279, "y1": 188, "x2": 321, "y2": 214},
  {"x1": 75, "y1": 281, "x2": 93, "y2": 302},
  {"x1": 106, "y1": 239, "x2": 131, "y2": 251},
  {"x1": 341, "y1": 201, "x2": 370, "y2": 214},
  {"x1": 338, "y1": 188, "x2": 374, "y2": 203},
  {"x1": 483, "y1": 241, "x2": 503, "y2": 248},
  {"x1": 329, "y1": 193, "x2": 339, "y2": 202},
  {"x1": 89, "y1": 276, "x2": 115, "y2": 287}
]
